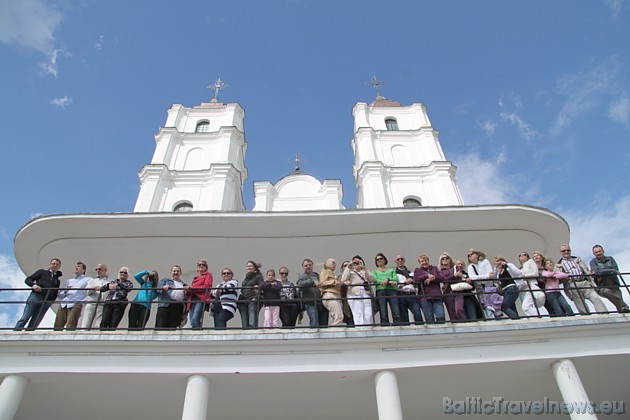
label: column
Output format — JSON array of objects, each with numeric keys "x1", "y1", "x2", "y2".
[
  {"x1": 181, "y1": 375, "x2": 209, "y2": 420},
  {"x1": 552, "y1": 359, "x2": 598, "y2": 420},
  {"x1": 0, "y1": 375, "x2": 28, "y2": 420},
  {"x1": 374, "y1": 370, "x2": 403, "y2": 420}
]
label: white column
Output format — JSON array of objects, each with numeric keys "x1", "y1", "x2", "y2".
[
  {"x1": 181, "y1": 375, "x2": 209, "y2": 420},
  {"x1": 0, "y1": 375, "x2": 28, "y2": 420},
  {"x1": 374, "y1": 370, "x2": 403, "y2": 420},
  {"x1": 552, "y1": 359, "x2": 598, "y2": 420}
]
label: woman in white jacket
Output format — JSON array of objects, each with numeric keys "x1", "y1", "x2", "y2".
[
  {"x1": 518, "y1": 252, "x2": 546, "y2": 317},
  {"x1": 341, "y1": 255, "x2": 375, "y2": 326}
]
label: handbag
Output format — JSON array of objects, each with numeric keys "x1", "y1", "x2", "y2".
[{"x1": 451, "y1": 281, "x2": 473, "y2": 292}]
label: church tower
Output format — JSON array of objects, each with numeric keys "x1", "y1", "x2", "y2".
[
  {"x1": 134, "y1": 80, "x2": 247, "y2": 212},
  {"x1": 352, "y1": 90, "x2": 464, "y2": 209}
]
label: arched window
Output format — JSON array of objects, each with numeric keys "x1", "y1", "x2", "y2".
[
  {"x1": 403, "y1": 198, "x2": 422, "y2": 208},
  {"x1": 174, "y1": 202, "x2": 193, "y2": 212},
  {"x1": 195, "y1": 121, "x2": 210, "y2": 133},
  {"x1": 385, "y1": 118, "x2": 399, "y2": 131}
]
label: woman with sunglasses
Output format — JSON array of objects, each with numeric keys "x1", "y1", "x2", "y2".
[
  {"x1": 278, "y1": 266, "x2": 300, "y2": 327},
  {"x1": 186, "y1": 259, "x2": 214, "y2": 329},
  {"x1": 341, "y1": 255, "x2": 375, "y2": 326},
  {"x1": 373, "y1": 253, "x2": 401, "y2": 326},
  {"x1": 211, "y1": 268, "x2": 239, "y2": 329},
  {"x1": 438, "y1": 252, "x2": 467, "y2": 322}
]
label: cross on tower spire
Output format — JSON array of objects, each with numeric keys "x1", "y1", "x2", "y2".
[
  {"x1": 367, "y1": 76, "x2": 385, "y2": 98},
  {"x1": 292, "y1": 152, "x2": 302, "y2": 173},
  {"x1": 206, "y1": 78, "x2": 229, "y2": 101}
]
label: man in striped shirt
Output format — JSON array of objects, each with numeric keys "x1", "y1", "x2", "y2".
[{"x1": 557, "y1": 243, "x2": 607, "y2": 314}]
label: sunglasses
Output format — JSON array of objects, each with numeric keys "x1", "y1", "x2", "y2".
[
  {"x1": 221, "y1": 272, "x2": 232, "y2": 276},
  {"x1": 279, "y1": 272, "x2": 288, "y2": 275}
]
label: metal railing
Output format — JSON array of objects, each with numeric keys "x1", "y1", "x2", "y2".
[{"x1": 1, "y1": 272, "x2": 629, "y2": 331}]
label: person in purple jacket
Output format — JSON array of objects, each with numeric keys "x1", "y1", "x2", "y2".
[
  {"x1": 414, "y1": 254, "x2": 445, "y2": 323},
  {"x1": 438, "y1": 252, "x2": 467, "y2": 322}
]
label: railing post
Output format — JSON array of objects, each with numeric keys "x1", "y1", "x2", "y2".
[{"x1": 0, "y1": 375, "x2": 28, "y2": 420}]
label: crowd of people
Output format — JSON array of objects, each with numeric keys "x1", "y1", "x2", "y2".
[{"x1": 12, "y1": 243, "x2": 629, "y2": 332}]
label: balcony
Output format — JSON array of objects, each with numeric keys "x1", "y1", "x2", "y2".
[{"x1": 1, "y1": 277, "x2": 629, "y2": 420}]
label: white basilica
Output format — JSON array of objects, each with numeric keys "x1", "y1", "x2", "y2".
[
  {"x1": 133, "y1": 87, "x2": 463, "y2": 213},
  {"x1": 6, "y1": 81, "x2": 629, "y2": 420}
]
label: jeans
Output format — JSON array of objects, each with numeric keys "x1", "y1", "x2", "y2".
[
  {"x1": 420, "y1": 299, "x2": 445, "y2": 323},
  {"x1": 398, "y1": 293, "x2": 423, "y2": 324},
  {"x1": 213, "y1": 309, "x2": 234, "y2": 329},
  {"x1": 501, "y1": 285, "x2": 520, "y2": 319},
  {"x1": 238, "y1": 299, "x2": 260, "y2": 329},
  {"x1": 304, "y1": 302, "x2": 318, "y2": 327},
  {"x1": 546, "y1": 291, "x2": 574, "y2": 316},
  {"x1": 14, "y1": 292, "x2": 51, "y2": 331},
  {"x1": 188, "y1": 301, "x2": 206, "y2": 329},
  {"x1": 376, "y1": 289, "x2": 401, "y2": 325}
]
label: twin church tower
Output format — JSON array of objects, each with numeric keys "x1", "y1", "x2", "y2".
[{"x1": 133, "y1": 82, "x2": 464, "y2": 213}]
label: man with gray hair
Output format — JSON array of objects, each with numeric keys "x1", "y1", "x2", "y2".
[
  {"x1": 557, "y1": 244, "x2": 607, "y2": 314},
  {"x1": 80, "y1": 263, "x2": 110, "y2": 330}
]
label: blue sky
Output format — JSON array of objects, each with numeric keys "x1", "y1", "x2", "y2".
[{"x1": 1, "y1": 0, "x2": 629, "y2": 324}]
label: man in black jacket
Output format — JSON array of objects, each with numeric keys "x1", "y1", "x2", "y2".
[{"x1": 14, "y1": 258, "x2": 62, "y2": 331}]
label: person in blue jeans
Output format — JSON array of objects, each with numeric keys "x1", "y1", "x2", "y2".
[
  {"x1": 297, "y1": 258, "x2": 328, "y2": 327},
  {"x1": 493, "y1": 256, "x2": 522, "y2": 319},
  {"x1": 14, "y1": 258, "x2": 62, "y2": 331},
  {"x1": 372, "y1": 253, "x2": 401, "y2": 326},
  {"x1": 414, "y1": 254, "x2": 445, "y2": 323},
  {"x1": 238, "y1": 260, "x2": 263, "y2": 329}
]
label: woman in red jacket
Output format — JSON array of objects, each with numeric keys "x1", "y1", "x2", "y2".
[{"x1": 186, "y1": 259, "x2": 214, "y2": 329}]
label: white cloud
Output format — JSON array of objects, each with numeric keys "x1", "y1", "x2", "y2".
[
  {"x1": 552, "y1": 57, "x2": 623, "y2": 134},
  {"x1": 605, "y1": 0, "x2": 626, "y2": 19},
  {"x1": 0, "y1": 0, "x2": 63, "y2": 53},
  {"x1": 478, "y1": 118, "x2": 496, "y2": 135},
  {"x1": 497, "y1": 94, "x2": 542, "y2": 141},
  {"x1": 51, "y1": 95, "x2": 73, "y2": 108},
  {"x1": 608, "y1": 95, "x2": 630, "y2": 125},
  {"x1": 453, "y1": 152, "x2": 511, "y2": 205},
  {"x1": 499, "y1": 111, "x2": 542, "y2": 141},
  {"x1": 94, "y1": 34, "x2": 104, "y2": 51},
  {"x1": 39, "y1": 48, "x2": 71, "y2": 78}
]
